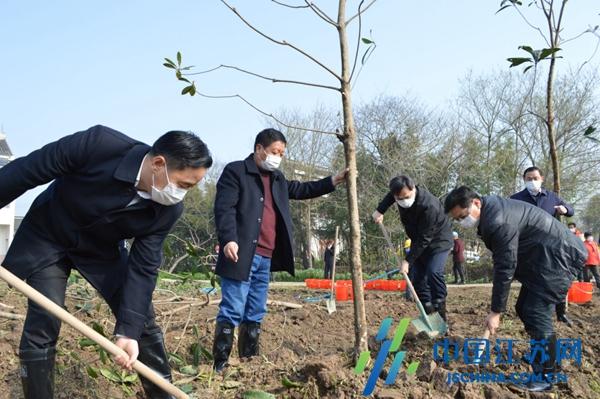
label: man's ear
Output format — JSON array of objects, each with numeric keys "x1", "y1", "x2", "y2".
[{"x1": 150, "y1": 155, "x2": 167, "y2": 170}]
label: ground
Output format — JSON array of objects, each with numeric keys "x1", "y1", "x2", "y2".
[{"x1": 0, "y1": 278, "x2": 599, "y2": 399}]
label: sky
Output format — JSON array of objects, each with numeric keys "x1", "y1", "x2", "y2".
[{"x1": 1, "y1": 0, "x2": 598, "y2": 215}]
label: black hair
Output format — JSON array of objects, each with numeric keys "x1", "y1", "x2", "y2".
[
  {"x1": 568, "y1": 222, "x2": 576, "y2": 227},
  {"x1": 389, "y1": 175, "x2": 415, "y2": 194},
  {"x1": 254, "y1": 128, "x2": 287, "y2": 151},
  {"x1": 523, "y1": 166, "x2": 543, "y2": 178},
  {"x1": 151, "y1": 131, "x2": 213, "y2": 170},
  {"x1": 444, "y1": 186, "x2": 481, "y2": 213},
  {"x1": 584, "y1": 232, "x2": 593, "y2": 238}
]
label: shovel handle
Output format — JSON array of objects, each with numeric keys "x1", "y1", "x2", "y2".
[
  {"x1": 378, "y1": 223, "x2": 434, "y2": 331},
  {"x1": 0, "y1": 266, "x2": 189, "y2": 399},
  {"x1": 330, "y1": 226, "x2": 339, "y2": 298}
]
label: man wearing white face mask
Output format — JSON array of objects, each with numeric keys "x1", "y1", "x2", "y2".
[
  {"x1": 444, "y1": 186, "x2": 586, "y2": 392},
  {"x1": 372, "y1": 175, "x2": 453, "y2": 322},
  {"x1": 0, "y1": 125, "x2": 212, "y2": 399},
  {"x1": 510, "y1": 166, "x2": 575, "y2": 326},
  {"x1": 510, "y1": 166, "x2": 574, "y2": 218},
  {"x1": 212, "y1": 128, "x2": 348, "y2": 372}
]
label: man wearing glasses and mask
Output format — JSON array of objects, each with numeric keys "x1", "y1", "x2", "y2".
[{"x1": 444, "y1": 186, "x2": 586, "y2": 392}]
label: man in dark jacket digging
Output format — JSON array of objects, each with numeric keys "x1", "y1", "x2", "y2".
[
  {"x1": 0, "y1": 125, "x2": 212, "y2": 399},
  {"x1": 444, "y1": 186, "x2": 586, "y2": 392},
  {"x1": 372, "y1": 175, "x2": 453, "y2": 322},
  {"x1": 212, "y1": 128, "x2": 348, "y2": 372},
  {"x1": 510, "y1": 166, "x2": 575, "y2": 326}
]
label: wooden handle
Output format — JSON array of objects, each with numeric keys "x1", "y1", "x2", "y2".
[
  {"x1": 330, "y1": 226, "x2": 339, "y2": 297},
  {"x1": 0, "y1": 266, "x2": 189, "y2": 399}
]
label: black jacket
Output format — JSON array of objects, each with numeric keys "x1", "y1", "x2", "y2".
[
  {"x1": 214, "y1": 155, "x2": 335, "y2": 281},
  {"x1": 0, "y1": 125, "x2": 182, "y2": 340},
  {"x1": 477, "y1": 196, "x2": 586, "y2": 313},
  {"x1": 377, "y1": 186, "x2": 453, "y2": 263}
]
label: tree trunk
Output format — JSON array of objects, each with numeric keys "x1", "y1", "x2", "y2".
[
  {"x1": 337, "y1": 0, "x2": 368, "y2": 358},
  {"x1": 546, "y1": 55, "x2": 560, "y2": 195}
]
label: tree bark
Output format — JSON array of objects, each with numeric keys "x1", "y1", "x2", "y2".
[
  {"x1": 337, "y1": 0, "x2": 368, "y2": 358},
  {"x1": 546, "y1": 29, "x2": 560, "y2": 195}
]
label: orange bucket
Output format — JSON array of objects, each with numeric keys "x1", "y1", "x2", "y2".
[
  {"x1": 567, "y1": 282, "x2": 593, "y2": 304},
  {"x1": 339, "y1": 280, "x2": 352, "y2": 288},
  {"x1": 304, "y1": 279, "x2": 317, "y2": 288},
  {"x1": 319, "y1": 279, "x2": 332, "y2": 289},
  {"x1": 399, "y1": 280, "x2": 407, "y2": 291},
  {"x1": 335, "y1": 283, "x2": 353, "y2": 301}
]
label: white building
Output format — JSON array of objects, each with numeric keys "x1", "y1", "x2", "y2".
[{"x1": 0, "y1": 131, "x2": 15, "y2": 258}]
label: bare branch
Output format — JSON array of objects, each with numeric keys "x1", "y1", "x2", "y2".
[
  {"x1": 346, "y1": 0, "x2": 377, "y2": 25},
  {"x1": 270, "y1": 0, "x2": 309, "y2": 9},
  {"x1": 349, "y1": 0, "x2": 365, "y2": 83},
  {"x1": 510, "y1": 3, "x2": 551, "y2": 47},
  {"x1": 304, "y1": 1, "x2": 338, "y2": 26},
  {"x1": 220, "y1": 0, "x2": 342, "y2": 81},
  {"x1": 195, "y1": 90, "x2": 343, "y2": 137},
  {"x1": 576, "y1": 35, "x2": 600, "y2": 74},
  {"x1": 185, "y1": 64, "x2": 340, "y2": 91}
]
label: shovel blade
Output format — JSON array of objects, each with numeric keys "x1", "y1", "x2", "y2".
[
  {"x1": 326, "y1": 298, "x2": 336, "y2": 314},
  {"x1": 411, "y1": 312, "x2": 447, "y2": 338}
]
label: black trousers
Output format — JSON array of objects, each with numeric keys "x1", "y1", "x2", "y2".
[
  {"x1": 583, "y1": 265, "x2": 600, "y2": 288},
  {"x1": 515, "y1": 285, "x2": 554, "y2": 337},
  {"x1": 452, "y1": 261, "x2": 465, "y2": 283},
  {"x1": 20, "y1": 262, "x2": 161, "y2": 351},
  {"x1": 323, "y1": 261, "x2": 333, "y2": 280},
  {"x1": 411, "y1": 251, "x2": 449, "y2": 304}
]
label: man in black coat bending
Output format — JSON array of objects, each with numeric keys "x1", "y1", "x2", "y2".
[
  {"x1": 372, "y1": 175, "x2": 453, "y2": 321},
  {"x1": 444, "y1": 186, "x2": 586, "y2": 392},
  {"x1": 0, "y1": 125, "x2": 212, "y2": 399},
  {"x1": 212, "y1": 128, "x2": 347, "y2": 371}
]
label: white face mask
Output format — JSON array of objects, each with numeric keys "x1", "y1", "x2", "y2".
[
  {"x1": 396, "y1": 192, "x2": 416, "y2": 208},
  {"x1": 151, "y1": 164, "x2": 188, "y2": 206},
  {"x1": 260, "y1": 150, "x2": 282, "y2": 172},
  {"x1": 587, "y1": 236, "x2": 595, "y2": 242},
  {"x1": 525, "y1": 180, "x2": 542, "y2": 193},
  {"x1": 458, "y1": 204, "x2": 479, "y2": 228}
]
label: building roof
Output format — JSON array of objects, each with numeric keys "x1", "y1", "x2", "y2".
[{"x1": 0, "y1": 133, "x2": 12, "y2": 158}]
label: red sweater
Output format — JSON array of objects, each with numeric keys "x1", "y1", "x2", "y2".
[
  {"x1": 256, "y1": 173, "x2": 276, "y2": 258},
  {"x1": 584, "y1": 240, "x2": 600, "y2": 266}
]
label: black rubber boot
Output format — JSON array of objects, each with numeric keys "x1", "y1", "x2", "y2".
[
  {"x1": 137, "y1": 332, "x2": 175, "y2": 399},
  {"x1": 433, "y1": 299, "x2": 448, "y2": 322},
  {"x1": 555, "y1": 302, "x2": 573, "y2": 327},
  {"x1": 238, "y1": 322, "x2": 261, "y2": 358},
  {"x1": 212, "y1": 322, "x2": 235, "y2": 372},
  {"x1": 423, "y1": 302, "x2": 435, "y2": 315},
  {"x1": 516, "y1": 333, "x2": 556, "y2": 392},
  {"x1": 20, "y1": 347, "x2": 56, "y2": 399}
]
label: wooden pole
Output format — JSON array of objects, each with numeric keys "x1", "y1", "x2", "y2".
[{"x1": 0, "y1": 266, "x2": 189, "y2": 399}]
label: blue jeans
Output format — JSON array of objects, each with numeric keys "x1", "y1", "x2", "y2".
[
  {"x1": 217, "y1": 254, "x2": 271, "y2": 326},
  {"x1": 412, "y1": 250, "x2": 449, "y2": 304}
]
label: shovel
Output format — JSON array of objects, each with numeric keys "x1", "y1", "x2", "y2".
[
  {"x1": 0, "y1": 266, "x2": 189, "y2": 399},
  {"x1": 378, "y1": 222, "x2": 447, "y2": 338},
  {"x1": 326, "y1": 226, "x2": 339, "y2": 314}
]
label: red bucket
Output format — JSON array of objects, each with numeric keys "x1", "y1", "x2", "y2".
[
  {"x1": 567, "y1": 282, "x2": 593, "y2": 304},
  {"x1": 317, "y1": 279, "x2": 332, "y2": 289},
  {"x1": 399, "y1": 280, "x2": 407, "y2": 291},
  {"x1": 335, "y1": 283, "x2": 354, "y2": 301},
  {"x1": 304, "y1": 279, "x2": 318, "y2": 289}
]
